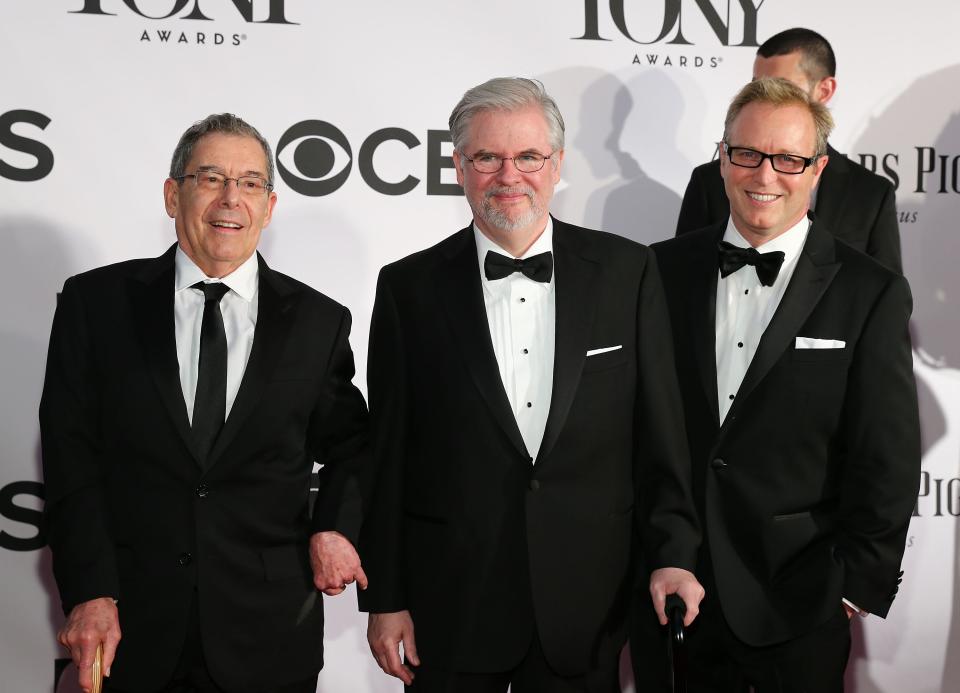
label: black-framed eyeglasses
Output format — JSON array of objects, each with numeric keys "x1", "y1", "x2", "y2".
[
  {"x1": 461, "y1": 152, "x2": 555, "y2": 174},
  {"x1": 175, "y1": 170, "x2": 274, "y2": 195},
  {"x1": 723, "y1": 143, "x2": 820, "y2": 175}
]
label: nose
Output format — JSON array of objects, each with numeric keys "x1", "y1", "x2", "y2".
[
  {"x1": 218, "y1": 178, "x2": 241, "y2": 206},
  {"x1": 754, "y1": 157, "x2": 780, "y2": 184},
  {"x1": 495, "y1": 157, "x2": 523, "y2": 184}
]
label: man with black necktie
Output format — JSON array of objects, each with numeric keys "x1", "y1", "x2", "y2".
[
  {"x1": 675, "y1": 27, "x2": 902, "y2": 273},
  {"x1": 358, "y1": 77, "x2": 703, "y2": 692},
  {"x1": 637, "y1": 78, "x2": 919, "y2": 692},
  {"x1": 40, "y1": 114, "x2": 369, "y2": 693}
]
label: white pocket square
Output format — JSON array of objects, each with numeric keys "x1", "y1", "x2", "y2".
[
  {"x1": 795, "y1": 337, "x2": 846, "y2": 349},
  {"x1": 586, "y1": 345, "x2": 622, "y2": 356}
]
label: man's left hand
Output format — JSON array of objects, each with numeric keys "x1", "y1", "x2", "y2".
[
  {"x1": 650, "y1": 566, "x2": 705, "y2": 627},
  {"x1": 309, "y1": 531, "x2": 368, "y2": 596}
]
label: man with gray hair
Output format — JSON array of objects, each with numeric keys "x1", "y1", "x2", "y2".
[
  {"x1": 645, "y1": 78, "x2": 919, "y2": 691},
  {"x1": 41, "y1": 113, "x2": 369, "y2": 692},
  {"x1": 359, "y1": 77, "x2": 703, "y2": 691}
]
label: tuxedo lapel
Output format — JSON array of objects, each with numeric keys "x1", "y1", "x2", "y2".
[
  {"x1": 537, "y1": 221, "x2": 600, "y2": 464},
  {"x1": 131, "y1": 245, "x2": 198, "y2": 464},
  {"x1": 689, "y1": 226, "x2": 724, "y2": 426},
  {"x1": 436, "y1": 227, "x2": 528, "y2": 458},
  {"x1": 207, "y1": 254, "x2": 299, "y2": 467},
  {"x1": 726, "y1": 220, "x2": 841, "y2": 423}
]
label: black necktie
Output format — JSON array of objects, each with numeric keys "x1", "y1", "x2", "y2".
[
  {"x1": 192, "y1": 281, "x2": 230, "y2": 464},
  {"x1": 484, "y1": 250, "x2": 553, "y2": 283},
  {"x1": 717, "y1": 241, "x2": 786, "y2": 287}
]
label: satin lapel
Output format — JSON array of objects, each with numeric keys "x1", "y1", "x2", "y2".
[
  {"x1": 812, "y1": 145, "x2": 846, "y2": 227},
  {"x1": 207, "y1": 254, "x2": 298, "y2": 468},
  {"x1": 689, "y1": 227, "x2": 723, "y2": 426},
  {"x1": 726, "y1": 221, "x2": 841, "y2": 422},
  {"x1": 537, "y1": 223, "x2": 600, "y2": 464},
  {"x1": 437, "y1": 228, "x2": 528, "y2": 458},
  {"x1": 131, "y1": 245, "x2": 197, "y2": 464}
]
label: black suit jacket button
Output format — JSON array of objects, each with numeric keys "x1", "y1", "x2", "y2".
[
  {"x1": 711, "y1": 458, "x2": 727, "y2": 470},
  {"x1": 196, "y1": 484, "x2": 209, "y2": 498},
  {"x1": 178, "y1": 552, "x2": 192, "y2": 567},
  {"x1": 529, "y1": 479, "x2": 541, "y2": 491}
]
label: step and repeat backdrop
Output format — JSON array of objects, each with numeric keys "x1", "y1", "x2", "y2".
[{"x1": 2, "y1": 2, "x2": 958, "y2": 691}]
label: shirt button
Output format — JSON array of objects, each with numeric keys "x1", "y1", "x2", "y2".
[
  {"x1": 737, "y1": 342, "x2": 744, "y2": 348},
  {"x1": 744, "y1": 289, "x2": 749, "y2": 295},
  {"x1": 522, "y1": 348, "x2": 529, "y2": 354},
  {"x1": 526, "y1": 402, "x2": 532, "y2": 408},
  {"x1": 529, "y1": 479, "x2": 541, "y2": 491},
  {"x1": 728, "y1": 394, "x2": 735, "y2": 400},
  {"x1": 196, "y1": 484, "x2": 209, "y2": 498},
  {"x1": 178, "y1": 552, "x2": 192, "y2": 567},
  {"x1": 520, "y1": 297, "x2": 526, "y2": 303}
]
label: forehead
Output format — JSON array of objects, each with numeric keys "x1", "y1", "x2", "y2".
[
  {"x1": 728, "y1": 101, "x2": 816, "y2": 152},
  {"x1": 186, "y1": 132, "x2": 269, "y2": 173},
  {"x1": 464, "y1": 106, "x2": 552, "y2": 152}
]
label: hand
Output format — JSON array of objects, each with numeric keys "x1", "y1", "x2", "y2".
[
  {"x1": 843, "y1": 602, "x2": 858, "y2": 620},
  {"x1": 309, "y1": 531, "x2": 369, "y2": 596},
  {"x1": 650, "y1": 566, "x2": 705, "y2": 627},
  {"x1": 57, "y1": 597, "x2": 121, "y2": 692},
  {"x1": 368, "y1": 610, "x2": 420, "y2": 685}
]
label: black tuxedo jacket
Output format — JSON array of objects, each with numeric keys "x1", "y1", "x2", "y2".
[
  {"x1": 652, "y1": 219, "x2": 920, "y2": 646},
  {"x1": 40, "y1": 245, "x2": 368, "y2": 692},
  {"x1": 358, "y1": 218, "x2": 700, "y2": 676},
  {"x1": 675, "y1": 145, "x2": 902, "y2": 273}
]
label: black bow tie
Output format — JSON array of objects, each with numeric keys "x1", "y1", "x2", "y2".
[
  {"x1": 717, "y1": 241, "x2": 785, "y2": 287},
  {"x1": 484, "y1": 250, "x2": 553, "y2": 283}
]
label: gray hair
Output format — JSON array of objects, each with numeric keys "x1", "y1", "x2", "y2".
[
  {"x1": 169, "y1": 113, "x2": 275, "y2": 185},
  {"x1": 448, "y1": 77, "x2": 565, "y2": 153},
  {"x1": 723, "y1": 77, "x2": 834, "y2": 157}
]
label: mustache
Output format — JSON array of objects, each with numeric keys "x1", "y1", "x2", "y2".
[{"x1": 484, "y1": 186, "x2": 534, "y2": 200}]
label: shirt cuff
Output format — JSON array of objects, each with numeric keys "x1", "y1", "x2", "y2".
[{"x1": 842, "y1": 598, "x2": 868, "y2": 617}]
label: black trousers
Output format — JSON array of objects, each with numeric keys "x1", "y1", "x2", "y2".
[
  {"x1": 406, "y1": 631, "x2": 620, "y2": 693},
  {"x1": 105, "y1": 593, "x2": 318, "y2": 693}
]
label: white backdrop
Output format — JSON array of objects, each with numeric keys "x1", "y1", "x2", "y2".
[{"x1": 2, "y1": 2, "x2": 958, "y2": 691}]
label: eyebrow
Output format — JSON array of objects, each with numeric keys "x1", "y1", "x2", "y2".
[
  {"x1": 470, "y1": 148, "x2": 548, "y2": 156},
  {"x1": 193, "y1": 164, "x2": 267, "y2": 177}
]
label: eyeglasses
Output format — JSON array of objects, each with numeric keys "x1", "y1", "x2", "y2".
[
  {"x1": 176, "y1": 171, "x2": 274, "y2": 195},
  {"x1": 723, "y1": 143, "x2": 820, "y2": 175},
  {"x1": 461, "y1": 152, "x2": 554, "y2": 174}
]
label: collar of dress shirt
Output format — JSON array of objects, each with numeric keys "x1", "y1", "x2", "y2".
[
  {"x1": 174, "y1": 245, "x2": 259, "y2": 301},
  {"x1": 473, "y1": 216, "x2": 554, "y2": 289},
  {"x1": 721, "y1": 214, "x2": 809, "y2": 271}
]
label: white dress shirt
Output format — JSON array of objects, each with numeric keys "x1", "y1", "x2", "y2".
[
  {"x1": 715, "y1": 216, "x2": 809, "y2": 423},
  {"x1": 174, "y1": 247, "x2": 259, "y2": 424},
  {"x1": 474, "y1": 219, "x2": 556, "y2": 462}
]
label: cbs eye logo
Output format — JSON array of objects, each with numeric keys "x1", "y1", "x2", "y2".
[{"x1": 275, "y1": 120, "x2": 462, "y2": 197}]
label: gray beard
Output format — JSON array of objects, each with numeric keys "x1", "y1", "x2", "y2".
[{"x1": 475, "y1": 187, "x2": 545, "y2": 233}]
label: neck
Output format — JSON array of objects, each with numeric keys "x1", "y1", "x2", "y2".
[{"x1": 476, "y1": 217, "x2": 548, "y2": 258}]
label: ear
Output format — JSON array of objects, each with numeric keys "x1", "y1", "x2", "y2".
[
  {"x1": 813, "y1": 76, "x2": 837, "y2": 105},
  {"x1": 452, "y1": 149, "x2": 465, "y2": 187},
  {"x1": 262, "y1": 190, "x2": 278, "y2": 228},
  {"x1": 811, "y1": 153, "x2": 829, "y2": 187},
  {"x1": 551, "y1": 149, "x2": 565, "y2": 184},
  {"x1": 163, "y1": 178, "x2": 179, "y2": 218}
]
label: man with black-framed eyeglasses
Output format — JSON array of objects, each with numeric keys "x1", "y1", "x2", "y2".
[
  {"x1": 41, "y1": 113, "x2": 370, "y2": 693},
  {"x1": 634, "y1": 77, "x2": 919, "y2": 692}
]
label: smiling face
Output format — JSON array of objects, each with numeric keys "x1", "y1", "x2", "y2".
[
  {"x1": 163, "y1": 132, "x2": 277, "y2": 278},
  {"x1": 721, "y1": 101, "x2": 827, "y2": 247},
  {"x1": 452, "y1": 105, "x2": 563, "y2": 256}
]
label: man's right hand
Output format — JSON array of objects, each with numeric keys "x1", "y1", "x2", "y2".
[
  {"x1": 58, "y1": 597, "x2": 121, "y2": 692},
  {"x1": 367, "y1": 610, "x2": 420, "y2": 685}
]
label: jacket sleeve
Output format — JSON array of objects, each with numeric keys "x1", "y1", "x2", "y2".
[
  {"x1": 40, "y1": 277, "x2": 119, "y2": 613},
  {"x1": 864, "y1": 178, "x2": 903, "y2": 274},
  {"x1": 634, "y1": 251, "x2": 701, "y2": 572},
  {"x1": 837, "y1": 273, "x2": 919, "y2": 616},
  {"x1": 308, "y1": 306, "x2": 371, "y2": 546},
  {"x1": 676, "y1": 165, "x2": 714, "y2": 237},
  {"x1": 357, "y1": 270, "x2": 409, "y2": 613}
]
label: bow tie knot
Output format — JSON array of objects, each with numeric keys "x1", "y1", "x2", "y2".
[
  {"x1": 717, "y1": 241, "x2": 785, "y2": 287},
  {"x1": 484, "y1": 250, "x2": 553, "y2": 283}
]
